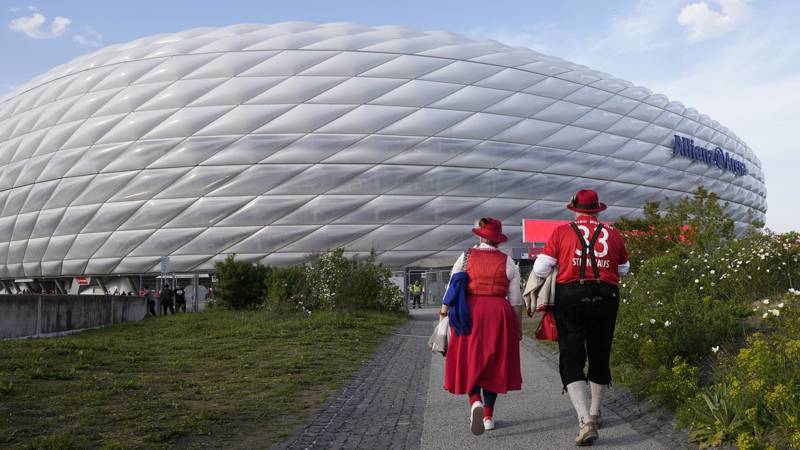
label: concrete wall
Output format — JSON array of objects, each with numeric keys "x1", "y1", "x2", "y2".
[{"x1": 0, "y1": 295, "x2": 147, "y2": 339}]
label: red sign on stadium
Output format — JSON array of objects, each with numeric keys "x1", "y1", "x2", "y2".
[{"x1": 522, "y1": 219, "x2": 569, "y2": 244}]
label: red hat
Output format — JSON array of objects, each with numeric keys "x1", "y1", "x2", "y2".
[
  {"x1": 472, "y1": 217, "x2": 508, "y2": 243},
  {"x1": 567, "y1": 189, "x2": 608, "y2": 213}
]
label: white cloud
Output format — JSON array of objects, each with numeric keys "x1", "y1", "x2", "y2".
[
  {"x1": 463, "y1": 0, "x2": 685, "y2": 72},
  {"x1": 677, "y1": 0, "x2": 752, "y2": 42},
  {"x1": 9, "y1": 6, "x2": 21, "y2": 12},
  {"x1": 74, "y1": 26, "x2": 103, "y2": 47},
  {"x1": 639, "y1": 20, "x2": 799, "y2": 231},
  {"x1": 8, "y1": 12, "x2": 71, "y2": 39}
]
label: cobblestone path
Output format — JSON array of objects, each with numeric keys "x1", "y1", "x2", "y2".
[
  {"x1": 274, "y1": 308, "x2": 692, "y2": 449},
  {"x1": 274, "y1": 309, "x2": 433, "y2": 450}
]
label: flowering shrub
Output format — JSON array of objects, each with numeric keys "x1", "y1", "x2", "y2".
[
  {"x1": 613, "y1": 247, "x2": 746, "y2": 407},
  {"x1": 613, "y1": 187, "x2": 800, "y2": 447},
  {"x1": 679, "y1": 291, "x2": 800, "y2": 449},
  {"x1": 303, "y1": 249, "x2": 403, "y2": 312}
]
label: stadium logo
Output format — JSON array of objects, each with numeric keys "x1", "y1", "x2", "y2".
[{"x1": 673, "y1": 135, "x2": 748, "y2": 176}]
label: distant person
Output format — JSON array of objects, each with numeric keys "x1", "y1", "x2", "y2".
[
  {"x1": 160, "y1": 285, "x2": 175, "y2": 315},
  {"x1": 113, "y1": 288, "x2": 120, "y2": 295},
  {"x1": 145, "y1": 286, "x2": 157, "y2": 316},
  {"x1": 440, "y1": 218, "x2": 523, "y2": 435},
  {"x1": 409, "y1": 281, "x2": 423, "y2": 309},
  {"x1": 532, "y1": 189, "x2": 630, "y2": 446},
  {"x1": 174, "y1": 285, "x2": 186, "y2": 313}
]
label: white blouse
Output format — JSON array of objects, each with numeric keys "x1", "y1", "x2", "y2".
[{"x1": 447, "y1": 243, "x2": 524, "y2": 306}]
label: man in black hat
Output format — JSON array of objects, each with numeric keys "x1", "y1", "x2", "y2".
[
  {"x1": 532, "y1": 189, "x2": 630, "y2": 446},
  {"x1": 160, "y1": 283, "x2": 175, "y2": 315}
]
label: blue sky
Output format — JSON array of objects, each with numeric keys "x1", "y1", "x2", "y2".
[{"x1": 1, "y1": 0, "x2": 798, "y2": 231}]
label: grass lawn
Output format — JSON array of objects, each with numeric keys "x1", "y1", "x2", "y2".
[{"x1": 0, "y1": 309, "x2": 407, "y2": 449}]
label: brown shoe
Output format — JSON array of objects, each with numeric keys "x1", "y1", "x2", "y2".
[{"x1": 576, "y1": 421, "x2": 598, "y2": 446}]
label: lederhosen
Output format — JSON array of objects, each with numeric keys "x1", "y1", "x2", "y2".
[{"x1": 554, "y1": 223, "x2": 620, "y2": 389}]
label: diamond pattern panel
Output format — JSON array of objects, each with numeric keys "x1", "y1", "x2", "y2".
[{"x1": 0, "y1": 22, "x2": 767, "y2": 275}]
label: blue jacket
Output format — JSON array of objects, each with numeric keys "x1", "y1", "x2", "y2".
[{"x1": 443, "y1": 272, "x2": 471, "y2": 336}]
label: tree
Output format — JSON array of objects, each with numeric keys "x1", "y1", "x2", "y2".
[{"x1": 213, "y1": 255, "x2": 270, "y2": 309}]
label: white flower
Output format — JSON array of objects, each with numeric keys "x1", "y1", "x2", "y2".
[
  {"x1": 778, "y1": 303, "x2": 785, "y2": 308},
  {"x1": 694, "y1": 279, "x2": 699, "y2": 283},
  {"x1": 710, "y1": 270, "x2": 715, "y2": 275},
  {"x1": 664, "y1": 321, "x2": 671, "y2": 327},
  {"x1": 762, "y1": 299, "x2": 770, "y2": 304},
  {"x1": 649, "y1": 318, "x2": 656, "y2": 325},
  {"x1": 763, "y1": 312, "x2": 769, "y2": 319},
  {"x1": 633, "y1": 333, "x2": 639, "y2": 339},
  {"x1": 769, "y1": 309, "x2": 780, "y2": 317},
  {"x1": 712, "y1": 346, "x2": 719, "y2": 353}
]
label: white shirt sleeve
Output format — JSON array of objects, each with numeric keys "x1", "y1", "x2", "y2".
[
  {"x1": 618, "y1": 261, "x2": 631, "y2": 276},
  {"x1": 506, "y1": 256, "x2": 523, "y2": 306},
  {"x1": 533, "y1": 254, "x2": 558, "y2": 278},
  {"x1": 451, "y1": 252, "x2": 466, "y2": 274}
]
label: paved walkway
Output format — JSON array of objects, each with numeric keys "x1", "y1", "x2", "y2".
[{"x1": 274, "y1": 308, "x2": 691, "y2": 449}]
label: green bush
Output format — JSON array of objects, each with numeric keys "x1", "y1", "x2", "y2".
[
  {"x1": 617, "y1": 186, "x2": 737, "y2": 269},
  {"x1": 213, "y1": 255, "x2": 270, "y2": 309},
  {"x1": 266, "y1": 266, "x2": 308, "y2": 313},
  {"x1": 338, "y1": 252, "x2": 404, "y2": 312}
]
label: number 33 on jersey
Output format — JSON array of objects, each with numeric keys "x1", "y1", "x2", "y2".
[{"x1": 541, "y1": 216, "x2": 629, "y2": 285}]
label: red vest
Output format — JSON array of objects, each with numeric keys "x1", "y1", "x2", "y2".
[{"x1": 465, "y1": 249, "x2": 509, "y2": 297}]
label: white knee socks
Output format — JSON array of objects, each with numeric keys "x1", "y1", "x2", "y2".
[
  {"x1": 590, "y1": 382, "x2": 605, "y2": 416},
  {"x1": 566, "y1": 381, "x2": 591, "y2": 426}
]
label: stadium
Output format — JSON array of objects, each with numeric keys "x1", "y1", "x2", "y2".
[{"x1": 0, "y1": 22, "x2": 767, "y2": 292}]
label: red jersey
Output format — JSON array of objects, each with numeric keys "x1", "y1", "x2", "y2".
[{"x1": 542, "y1": 215, "x2": 629, "y2": 285}]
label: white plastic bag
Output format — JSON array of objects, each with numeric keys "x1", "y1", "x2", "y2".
[{"x1": 427, "y1": 316, "x2": 449, "y2": 356}]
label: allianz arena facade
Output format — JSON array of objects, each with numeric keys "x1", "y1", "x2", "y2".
[{"x1": 0, "y1": 22, "x2": 767, "y2": 281}]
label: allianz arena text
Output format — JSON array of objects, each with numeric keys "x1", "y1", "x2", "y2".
[{"x1": 0, "y1": 22, "x2": 767, "y2": 279}]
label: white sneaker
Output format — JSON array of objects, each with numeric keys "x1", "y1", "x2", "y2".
[
  {"x1": 470, "y1": 401, "x2": 485, "y2": 436},
  {"x1": 483, "y1": 417, "x2": 495, "y2": 431}
]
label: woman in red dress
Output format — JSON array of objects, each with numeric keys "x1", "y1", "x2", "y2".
[{"x1": 439, "y1": 217, "x2": 524, "y2": 435}]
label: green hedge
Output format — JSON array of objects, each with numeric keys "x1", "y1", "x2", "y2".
[{"x1": 214, "y1": 249, "x2": 403, "y2": 313}]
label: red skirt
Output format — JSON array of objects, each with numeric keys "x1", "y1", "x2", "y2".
[{"x1": 444, "y1": 295, "x2": 522, "y2": 394}]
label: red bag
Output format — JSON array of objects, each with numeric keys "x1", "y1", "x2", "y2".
[{"x1": 535, "y1": 310, "x2": 559, "y2": 341}]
